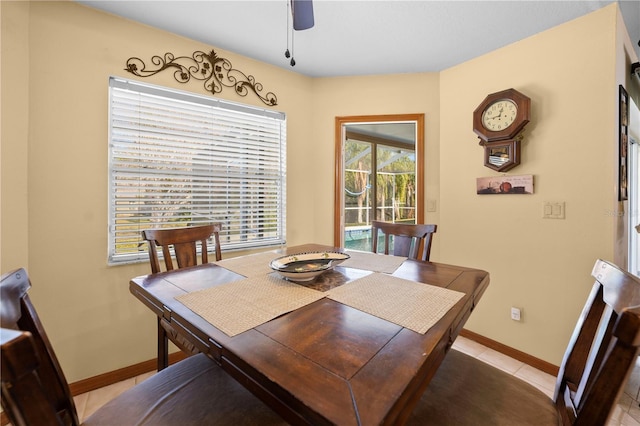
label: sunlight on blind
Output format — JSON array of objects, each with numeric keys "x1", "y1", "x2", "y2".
[{"x1": 108, "y1": 78, "x2": 287, "y2": 264}]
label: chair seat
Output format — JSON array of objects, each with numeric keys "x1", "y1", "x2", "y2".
[
  {"x1": 407, "y1": 349, "x2": 558, "y2": 425},
  {"x1": 83, "y1": 354, "x2": 287, "y2": 426}
]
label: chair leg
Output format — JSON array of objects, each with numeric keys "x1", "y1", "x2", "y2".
[{"x1": 157, "y1": 317, "x2": 169, "y2": 371}]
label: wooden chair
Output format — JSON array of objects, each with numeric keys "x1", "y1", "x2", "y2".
[
  {"x1": 371, "y1": 220, "x2": 437, "y2": 261},
  {"x1": 141, "y1": 223, "x2": 222, "y2": 274},
  {"x1": 0, "y1": 268, "x2": 286, "y2": 426},
  {"x1": 141, "y1": 223, "x2": 222, "y2": 370},
  {"x1": 407, "y1": 259, "x2": 640, "y2": 425}
]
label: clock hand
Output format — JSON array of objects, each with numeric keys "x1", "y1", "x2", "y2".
[{"x1": 489, "y1": 109, "x2": 504, "y2": 120}]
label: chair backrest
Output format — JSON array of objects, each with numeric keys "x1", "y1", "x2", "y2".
[
  {"x1": 1, "y1": 268, "x2": 80, "y2": 426},
  {"x1": 554, "y1": 259, "x2": 640, "y2": 425},
  {"x1": 371, "y1": 221, "x2": 437, "y2": 261},
  {"x1": 142, "y1": 223, "x2": 222, "y2": 274}
]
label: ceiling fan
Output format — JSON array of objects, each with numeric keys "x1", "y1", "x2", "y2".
[{"x1": 285, "y1": 0, "x2": 314, "y2": 66}]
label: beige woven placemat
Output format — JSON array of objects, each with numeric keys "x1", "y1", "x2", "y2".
[
  {"x1": 340, "y1": 250, "x2": 407, "y2": 274},
  {"x1": 176, "y1": 274, "x2": 325, "y2": 337},
  {"x1": 215, "y1": 251, "x2": 281, "y2": 277},
  {"x1": 327, "y1": 273, "x2": 465, "y2": 334}
]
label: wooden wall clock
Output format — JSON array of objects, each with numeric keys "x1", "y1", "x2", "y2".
[{"x1": 473, "y1": 88, "x2": 531, "y2": 172}]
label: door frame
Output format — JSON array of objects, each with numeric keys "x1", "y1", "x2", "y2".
[
  {"x1": 628, "y1": 95, "x2": 639, "y2": 276},
  {"x1": 334, "y1": 114, "x2": 425, "y2": 247}
]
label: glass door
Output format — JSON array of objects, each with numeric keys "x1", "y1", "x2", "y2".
[
  {"x1": 335, "y1": 115, "x2": 424, "y2": 251},
  {"x1": 343, "y1": 138, "x2": 373, "y2": 250},
  {"x1": 374, "y1": 143, "x2": 417, "y2": 223}
]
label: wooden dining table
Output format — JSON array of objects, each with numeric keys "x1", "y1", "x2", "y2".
[{"x1": 129, "y1": 243, "x2": 489, "y2": 425}]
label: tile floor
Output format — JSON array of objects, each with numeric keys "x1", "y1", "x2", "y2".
[{"x1": 73, "y1": 336, "x2": 640, "y2": 424}]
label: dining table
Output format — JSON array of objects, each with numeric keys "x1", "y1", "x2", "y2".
[{"x1": 129, "y1": 243, "x2": 490, "y2": 425}]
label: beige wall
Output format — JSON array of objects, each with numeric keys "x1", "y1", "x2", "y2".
[
  {"x1": 1, "y1": 1, "x2": 637, "y2": 382},
  {"x1": 1, "y1": 1, "x2": 30, "y2": 272},
  {"x1": 439, "y1": 4, "x2": 636, "y2": 364},
  {"x1": 1, "y1": 1, "x2": 315, "y2": 381}
]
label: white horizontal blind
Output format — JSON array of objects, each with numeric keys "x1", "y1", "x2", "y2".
[{"x1": 108, "y1": 78, "x2": 287, "y2": 264}]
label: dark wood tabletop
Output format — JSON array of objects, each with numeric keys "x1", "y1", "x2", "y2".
[{"x1": 129, "y1": 243, "x2": 490, "y2": 425}]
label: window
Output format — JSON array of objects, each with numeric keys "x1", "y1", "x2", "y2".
[{"x1": 108, "y1": 78, "x2": 287, "y2": 264}]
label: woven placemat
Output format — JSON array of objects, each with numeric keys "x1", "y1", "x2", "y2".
[
  {"x1": 327, "y1": 273, "x2": 465, "y2": 334},
  {"x1": 340, "y1": 250, "x2": 407, "y2": 273},
  {"x1": 176, "y1": 275, "x2": 325, "y2": 337},
  {"x1": 215, "y1": 251, "x2": 281, "y2": 277}
]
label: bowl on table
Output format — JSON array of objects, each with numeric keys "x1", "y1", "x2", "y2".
[{"x1": 269, "y1": 251, "x2": 350, "y2": 282}]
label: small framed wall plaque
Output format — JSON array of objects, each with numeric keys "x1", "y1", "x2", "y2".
[{"x1": 476, "y1": 174, "x2": 534, "y2": 195}]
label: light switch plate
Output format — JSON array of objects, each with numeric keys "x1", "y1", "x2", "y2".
[{"x1": 543, "y1": 202, "x2": 565, "y2": 219}]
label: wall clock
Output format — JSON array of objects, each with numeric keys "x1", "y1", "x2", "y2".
[{"x1": 473, "y1": 88, "x2": 531, "y2": 172}]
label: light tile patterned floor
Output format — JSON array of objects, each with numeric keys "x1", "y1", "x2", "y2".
[{"x1": 73, "y1": 337, "x2": 640, "y2": 424}]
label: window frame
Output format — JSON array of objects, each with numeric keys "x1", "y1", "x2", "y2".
[{"x1": 107, "y1": 77, "x2": 287, "y2": 265}]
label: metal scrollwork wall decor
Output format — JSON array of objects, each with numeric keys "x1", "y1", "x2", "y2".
[{"x1": 125, "y1": 49, "x2": 278, "y2": 106}]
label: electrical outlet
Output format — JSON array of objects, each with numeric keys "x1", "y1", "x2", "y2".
[{"x1": 510, "y1": 307, "x2": 521, "y2": 321}]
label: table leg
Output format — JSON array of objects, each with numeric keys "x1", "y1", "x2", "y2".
[{"x1": 157, "y1": 317, "x2": 169, "y2": 371}]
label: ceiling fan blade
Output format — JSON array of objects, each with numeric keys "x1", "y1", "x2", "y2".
[{"x1": 291, "y1": 0, "x2": 314, "y2": 30}]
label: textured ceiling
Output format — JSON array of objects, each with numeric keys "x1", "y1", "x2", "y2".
[{"x1": 77, "y1": 0, "x2": 640, "y2": 78}]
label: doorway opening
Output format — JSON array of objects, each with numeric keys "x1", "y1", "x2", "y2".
[{"x1": 334, "y1": 114, "x2": 424, "y2": 250}]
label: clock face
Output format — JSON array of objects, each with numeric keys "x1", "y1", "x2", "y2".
[{"x1": 481, "y1": 99, "x2": 518, "y2": 131}]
